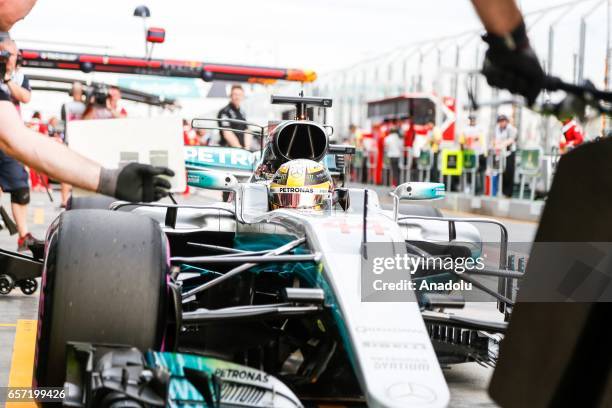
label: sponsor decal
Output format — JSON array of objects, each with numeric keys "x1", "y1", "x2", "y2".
[
  {"x1": 355, "y1": 325, "x2": 426, "y2": 335},
  {"x1": 40, "y1": 52, "x2": 78, "y2": 61},
  {"x1": 371, "y1": 356, "x2": 431, "y2": 371},
  {"x1": 214, "y1": 368, "x2": 270, "y2": 384},
  {"x1": 362, "y1": 340, "x2": 426, "y2": 350},
  {"x1": 185, "y1": 146, "x2": 253, "y2": 170},
  {"x1": 323, "y1": 220, "x2": 386, "y2": 235},
  {"x1": 385, "y1": 382, "x2": 437, "y2": 405}
]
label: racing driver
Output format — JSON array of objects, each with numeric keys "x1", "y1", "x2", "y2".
[
  {"x1": 0, "y1": 0, "x2": 537, "y2": 205},
  {"x1": 269, "y1": 159, "x2": 333, "y2": 210}
]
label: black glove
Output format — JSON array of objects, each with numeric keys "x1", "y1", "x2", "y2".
[
  {"x1": 482, "y1": 21, "x2": 544, "y2": 106},
  {"x1": 98, "y1": 163, "x2": 175, "y2": 202}
]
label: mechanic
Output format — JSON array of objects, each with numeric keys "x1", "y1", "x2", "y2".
[
  {"x1": 0, "y1": 8, "x2": 173, "y2": 206},
  {"x1": 383, "y1": 126, "x2": 402, "y2": 187},
  {"x1": 217, "y1": 84, "x2": 250, "y2": 149},
  {"x1": 492, "y1": 114, "x2": 518, "y2": 198},
  {"x1": 559, "y1": 116, "x2": 584, "y2": 154},
  {"x1": 460, "y1": 114, "x2": 486, "y2": 194},
  {"x1": 0, "y1": 38, "x2": 43, "y2": 252},
  {"x1": 471, "y1": 0, "x2": 544, "y2": 106}
]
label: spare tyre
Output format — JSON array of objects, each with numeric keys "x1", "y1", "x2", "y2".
[
  {"x1": 34, "y1": 209, "x2": 170, "y2": 387},
  {"x1": 67, "y1": 194, "x2": 117, "y2": 210}
]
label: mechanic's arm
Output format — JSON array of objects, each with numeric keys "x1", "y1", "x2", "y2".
[
  {"x1": 471, "y1": 0, "x2": 522, "y2": 35},
  {"x1": 5, "y1": 79, "x2": 30, "y2": 103},
  {"x1": 220, "y1": 130, "x2": 243, "y2": 148},
  {"x1": 0, "y1": 102, "x2": 173, "y2": 201},
  {"x1": 471, "y1": 0, "x2": 544, "y2": 106}
]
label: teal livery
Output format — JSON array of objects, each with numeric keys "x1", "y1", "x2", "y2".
[{"x1": 184, "y1": 146, "x2": 255, "y2": 172}]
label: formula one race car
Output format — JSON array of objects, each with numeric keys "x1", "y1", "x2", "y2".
[{"x1": 32, "y1": 95, "x2": 520, "y2": 407}]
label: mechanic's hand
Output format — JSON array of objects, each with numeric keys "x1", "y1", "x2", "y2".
[
  {"x1": 482, "y1": 21, "x2": 544, "y2": 106},
  {"x1": 98, "y1": 163, "x2": 174, "y2": 202}
]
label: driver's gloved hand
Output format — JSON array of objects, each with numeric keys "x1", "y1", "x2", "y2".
[
  {"x1": 482, "y1": 21, "x2": 544, "y2": 106},
  {"x1": 98, "y1": 163, "x2": 175, "y2": 202}
]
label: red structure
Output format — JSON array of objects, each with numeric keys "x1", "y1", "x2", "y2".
[{"x1": 365, "y1": 93, "x2": 456, "y2": 184}]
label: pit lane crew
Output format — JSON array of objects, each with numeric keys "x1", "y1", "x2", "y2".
[
  {"x1": 559, "y1": 116, "x2": 584, "y2": 154},
  {"x1": 269, "y1": 159, "x2": 333, "y2": 210},
  {"x1": 0, "y1": 26, "x2": 172, "y2": 203},
  {"x1": 217, "y1": 84, "x2": 250, "y2": 149},
  {"x1": 0, "y1": 38, "x2": 42, "y2": 252}
]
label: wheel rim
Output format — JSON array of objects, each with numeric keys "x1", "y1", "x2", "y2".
[
  {"x1": 0, "y1": 278, "x2": 12, "y2": 295},
  {"x1": 20, "y1": 279, "x2": 38, "y2": 295}
]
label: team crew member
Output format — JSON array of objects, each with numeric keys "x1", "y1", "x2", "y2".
[
  {"x1": 460, "y1": 115, "x2": 486, "y2": 193},
  {"x1": 217, "y1": 84, "x2": 250, "y2": 149},
  {"x1": 559, "y1": 117, "x2": 584, "y2": 153},
  {"x1": 492, "y1": 114, "x2": 518, "y2": 198},
  {"x1": 59, "y1": 82, "x2": 87, "y2": 208},
  {"x1": 0, "y1": 38, "x2": 40, "y2": 251},
  {"x1": 61, "y1": 82, "x2": 86, "y2": 122},
  {"x1": 384, "y1": 127, "x2": 402, "y2": 187}
]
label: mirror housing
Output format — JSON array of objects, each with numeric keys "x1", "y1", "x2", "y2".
[
  {"x1": 333, "y1": 188, "x2": 351, "y2": 211},
  {"x1": 390, "y1": 182, "x2": 445, "y2": 221},
  {"x1": 187, "y1": 169, "x2": 238, "y2": 191}
]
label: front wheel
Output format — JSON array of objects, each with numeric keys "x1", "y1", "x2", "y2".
[{"x1": 34, "y1": 209, "x2": 170, "y2": 387}]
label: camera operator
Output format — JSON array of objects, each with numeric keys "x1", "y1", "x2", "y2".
[
  {"x1": 0, "y1": 38, "x2": 41, "y2": 252},
  {"x1": 2, "y1": 41, "x2": 29, "y2": 110},
  {"x1": 83, "y1": 85, "x2": 114, "y2": 120},
  {"x1": 0, "y1": 7, "x2": 173, "y2": 212}
]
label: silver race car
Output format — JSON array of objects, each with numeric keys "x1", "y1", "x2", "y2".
[{"x1": 33, "y1": 95, "x2": 518, "y2": 407}]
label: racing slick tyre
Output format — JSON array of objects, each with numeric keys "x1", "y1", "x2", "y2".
[
  {"x1": 67, "y1": 194, "x2": 118, "y2": 210},
  {"x1": 34, "y1": 210, "x2": 170, "y2": 387},
  {"x1": 400, "y1": 203, "x2": 443, "y2": 218}
]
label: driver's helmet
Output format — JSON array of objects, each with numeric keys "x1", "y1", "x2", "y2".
[{"x1": 269, "y1": 159, "x2": 333, "y2": 210}]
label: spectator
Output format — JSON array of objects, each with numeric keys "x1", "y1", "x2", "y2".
[
  {"x1": 217, "y1": 84, "x2": 250, "y2": 149},
  {"x1": 559, "y1": 116, "x2": 584, "y2": 154},
  {"x1": 384, "y1": 127, "x2": 402, "y2": 187},
  {"x1": 196, "y1": 129, "x2": 210, "y2": 146},
  {"x1": 427, "y1": 122, "x2": 442, "y2": 182},
  {"x1": 109, "y1": 86, "x2": 127, "y2": 118},
  {"x1": 61, "y1": 82, "x2": 86, "y2": 122},
  {"x1": 182, "y1": 119, "x2": 198, "y2": 145},
  {"x1": 460, "y1": 114, "x2": 486, "y2": 193},
  {"x1": 347, "y1": 123, "x2": 362, "y2": 147},
  {"x1": 492, "y1": 114, "x2": 518, "y2": 198},
  {"x1": 0, "y1": 38, "x2": 42, "y2": 252},
  {"x1": 26, "y1": 111, "x2": 48, "y2": 193}
]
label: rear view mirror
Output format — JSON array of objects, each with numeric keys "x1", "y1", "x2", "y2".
[
  {"x1": 187, "y1": 169, "x2": 238, "y2": 191},
  {"x1": 333, "y1": 188, "x2": 350, "y2": 211},
  {"x1": 390, "y1": 182, "x2": 445, "y2": 221}
]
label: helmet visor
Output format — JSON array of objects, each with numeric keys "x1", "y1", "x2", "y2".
[{"x1": 270, "y1": 188, "x2": 331, "y2": 209}]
